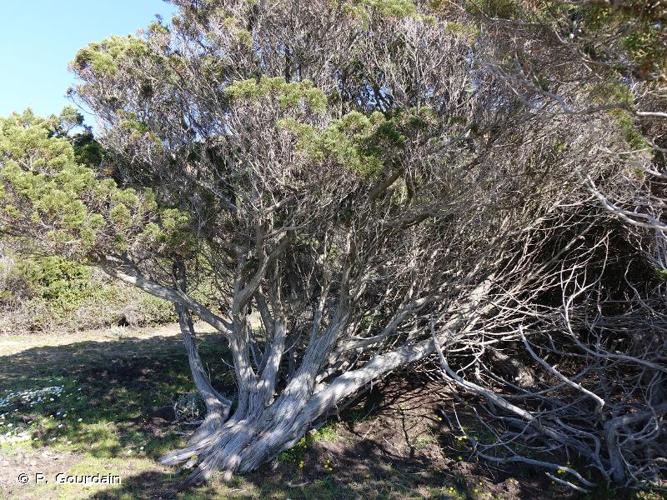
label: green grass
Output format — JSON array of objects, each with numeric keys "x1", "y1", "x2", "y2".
[
  {"x1": 0, "y1": 326, "x2": 230, "y2": 498},
  {"x1": 0, "y1": 326, "x2": 495, "y2": 499},
  {"x1": 2, "y1": 325, "x2": 663, "y2": 499},
  {"x1": 277, "y1": 422, "x2": 341, "y2": 467},
  {"x1": 0, "y1": 337, "x2": 229, "y2": 459}
]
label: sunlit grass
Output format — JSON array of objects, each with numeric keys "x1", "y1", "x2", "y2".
[{"x1": 2, "y1": 327, "x2": 662, "y2": 499}]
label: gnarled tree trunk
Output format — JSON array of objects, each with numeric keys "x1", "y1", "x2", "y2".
[{"x1": 163, "y1": 279, "x2": 492, "y2": 484}]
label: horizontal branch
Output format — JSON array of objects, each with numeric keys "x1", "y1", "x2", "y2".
[{"x1": 102, "y1": 260, "x2": 233, "y2": 334}]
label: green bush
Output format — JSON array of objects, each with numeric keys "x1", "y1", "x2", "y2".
[
  {"x1": 0, "y1": 252, "x2": 176, "y2": 333},
  {"x1": 14, "y1": 256, "x2": 91, "y2": 309},
  {"x1": 466, "y1": 0, "x2": 519, "y2": 19}
]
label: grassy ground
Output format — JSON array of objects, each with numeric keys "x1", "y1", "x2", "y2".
[{"x1": 0, "y1": 325, "x2": 661, "y2": 499}]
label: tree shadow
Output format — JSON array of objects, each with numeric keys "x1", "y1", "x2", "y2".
[
  {"x1": 1, "y1": 337, "x2": 601, "y2": 499},
  {"x1": 0, "y1": 331, "x2": 232, "y2": 460},
  {"x1": 85, "y1": 372, "x2": 552, "y2": 499}
]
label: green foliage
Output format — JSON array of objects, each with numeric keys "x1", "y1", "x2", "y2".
[
  {"x1": 219, "y1": 14, "x2": 253, "y2": 47},
  {"x1": 444, "y1": 21, "x2": 480, "y2": 43},
  {"x1": 225, "y1": 78, "x2": 433, "y2": 180},
  {"x1": 135, "y1": 293, "x2": 177, "y2": 325},
  {"x1": 520, "y1": 0, "x2": 667, "y2": 80},
  {"x1": 72, "y1": 35, "x2": 150, "y2": 76},
  {"x1": 345, "y1": 0, "x2": 417, "y2": 19},
  {"x1": 0, "y1": 109, "x2": 194, "y2": 331},
  {"x1": 14, "y1": 256, "x2": 91, "y2": 307},
  {"x1": 592, "y1": 4, "x2": 665, "y2": 78},
  {"x1": 587, "y1": 83, "x2": 649, "y2": 151},
  {"x1": 0, "y1": 111, "x2": 74, "y2": 171},
  {"x1": 622, "y1": 22, "x2": 665, "y2": 76},
  {"x1": 71, "y1": 130, "x2": 104, "y2": 168},
  {"x1": 456, "y1": 1, "x2": 666, "y2": 79},
  {"x1": 148, "y1": 208, "x2": 196, "y2": 255},
  {"x1": 588, "y1": 82, "x2": 633, "y2": 107},
  {"x1": 119, "y1": 114, "x2": 149, "y2": 134},
  {"x1": 466, "y1": 0, "x2": 520, "y2": 19},
  {"x1": 280, "y1": 107, "x2": 436, "y2": 178},
  {"x1": 0, "y1": 110, "x2": 193, "y2": 260},
  {"x1": 280, "y1": 111, "x2": 387, "y2": 177},
  {"x1": 0, "y1": 114, "x2": 104, "y2": 253},
  {"x1": 610, "y1": 110, "x2": 650, "y2": 151},
  {"x1": 0, "y1": 260, "x2": 175, "y2": 333},
  {"x1": 224, "y1": 77, "x2": 327, "y2": 113}
]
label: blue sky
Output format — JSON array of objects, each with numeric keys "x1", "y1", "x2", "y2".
[{"x1": 0, "y1": 1, "x2": 176, "y2": 121}]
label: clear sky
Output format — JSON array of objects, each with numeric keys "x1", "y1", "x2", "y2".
[{"x1": 0, "y1": 1, "x2": 176, "y2": 121}]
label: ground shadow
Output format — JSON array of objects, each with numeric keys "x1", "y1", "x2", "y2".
[
  {"x1": 0, "y1": 331, "x2": 231, "y2": 461},
  {"x1": 0, "y1": 334, "x2": 627, "y2": 499}
]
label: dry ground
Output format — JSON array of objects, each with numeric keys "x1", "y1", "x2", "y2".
[{"x1": 0, "y1": 325, "x2": 658, "y2": 499}]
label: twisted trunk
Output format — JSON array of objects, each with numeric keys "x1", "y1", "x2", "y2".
[
  {"x1": 162, "y1": 332, "x2": 443, "y2": 484},
  {"x1": 159, "y1": 278, "x2": 492, "y2": 483},
  {"x1": 161, "y1": 320, "x2": 480, "y2": 484},
  {"x1": 177, "y1": 306, "x2": 232, "y2": 444}
]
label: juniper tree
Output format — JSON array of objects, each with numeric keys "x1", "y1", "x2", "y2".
[{"x1": 1, "y1": 0, "x2": 664, "y2": 487}]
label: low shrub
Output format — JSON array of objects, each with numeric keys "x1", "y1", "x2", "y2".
[{"x1": 0, "y1": 253, "x2": 176, "y2": 333}]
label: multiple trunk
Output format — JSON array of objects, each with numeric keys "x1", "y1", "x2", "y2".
[
  {"x1": 163, "y1": 278, "x2": 493, "y2": 483},
  {"x1": 166, "y1": 319, "x2": 446, "y2": 483}
]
